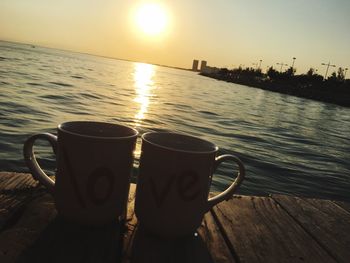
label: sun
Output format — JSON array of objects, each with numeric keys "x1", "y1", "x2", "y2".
[{"x1": 135, "y1": 3, "x2": 168, "y2": 36}]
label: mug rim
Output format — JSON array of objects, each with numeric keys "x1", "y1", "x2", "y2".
[
  {"x1": 142, "y1": 132, "x2": 218, "y2": 154},
  {"x1": 58, "y1": 121, "x2": 138, "y2": 140}
]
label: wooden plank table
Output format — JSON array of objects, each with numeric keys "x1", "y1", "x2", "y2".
[{"x1": 0, "y1": 172, "x2": 349, "y2": 263}]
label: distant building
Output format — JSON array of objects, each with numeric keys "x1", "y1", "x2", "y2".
[
  {"x1": 200, "y1": 60, "x2": 207, "y2": 71},
  {"x1": 201, "y1": 65, "x2": 220, "y2": 74},
  {"x1": 196, "y1": 60, "x2": 219, "y2": 74},
  {"x1": 192, "y1": 60, "x2": 199, "y2": 71}
]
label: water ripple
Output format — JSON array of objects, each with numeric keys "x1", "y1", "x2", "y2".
[
  {"x1": 27, "y1": 82, "x2": 44, "y2": 86},
  {"x1": 198, "y1": 110, "x2": 219, "y2": 116},
  {"x1": 71, "y1": 75, "x2": 84, "y2": 79},
  {"x1": 48, "y1": 81, "x2": 74, "y2": 87}
]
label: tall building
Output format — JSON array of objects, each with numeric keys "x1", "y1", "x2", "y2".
[
  {"x1": 192, "y1": 59, "x2": 199, "y2": 71},
  {"x1": 200, "y1": 60, "x2": 207, "y2": 72}
]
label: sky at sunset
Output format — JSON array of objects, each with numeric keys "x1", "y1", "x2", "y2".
[{"x1": 1, "y1": 0, "x2": 349, "y2": 74}]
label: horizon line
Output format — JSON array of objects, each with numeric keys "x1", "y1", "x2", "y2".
[{"x1": 0, "y1": 38, "x2": 191, "y2": 72}]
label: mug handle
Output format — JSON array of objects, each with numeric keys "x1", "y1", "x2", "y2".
[
  {"x1": 23, "y1": 133, "x2": 57, "y2": 193},
  {"x1": 206, "y1": 154, "x2": 245, "y2": 211}
]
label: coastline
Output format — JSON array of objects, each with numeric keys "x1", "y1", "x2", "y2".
[{"x1": 200, "y1": 72, "x2": 350, "y2": 108}]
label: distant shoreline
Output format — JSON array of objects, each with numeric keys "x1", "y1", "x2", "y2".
[
  {"x1": 200, "y1": 71, "x2": 350, "y2": 108},
  {"x1": 0, "y1": 39, "x2": 190, "y2": 72}
]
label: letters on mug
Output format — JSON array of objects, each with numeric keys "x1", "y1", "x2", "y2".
[
  {"x1": 177, "y1": 170, "x2": 201, "y2": 201},
  {"x1": 62, "y1": 147, "x2": 86, "y2": 208},
  {"x1": 62, "y1": 147, "x2": 114, "y2": 208},
  {"x1": 148, "y1": 170, "x2": 201, "y2": 207},
  {"x1": 87, "y1": 167, "x2": 114, "y2": 205}
]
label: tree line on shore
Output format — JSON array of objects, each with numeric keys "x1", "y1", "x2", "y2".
[{"x1": 200, "y1": 66, "x2": 350, "y2": 107}]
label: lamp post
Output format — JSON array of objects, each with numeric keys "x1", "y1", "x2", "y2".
[
  {"x1": 321, "y1": 62, "x2": 336, "y2": 79},
  {"x1": 292, "y1": 57, "x2": 296, "y2": 68},
  {"x1": 276, "y1": 62, "x2": 288, "y2": 72},
  {"x1": 259, "y1": 59, "x2": 262, "y2": 69},
  {"x1": 344, "y1": 68, "x2": 348, "y2": 80}
]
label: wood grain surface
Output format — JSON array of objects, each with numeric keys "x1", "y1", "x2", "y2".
[{"x1": 1, "y1": 172, "x2": 349, "y2": 263}]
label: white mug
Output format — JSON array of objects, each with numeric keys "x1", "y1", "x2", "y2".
[
  {"x1": 23, "y1": 121, "x2": 138, "y2": 225},
  {"x1": 135, "y1": 132, "x2": 245, "y2": 238}
]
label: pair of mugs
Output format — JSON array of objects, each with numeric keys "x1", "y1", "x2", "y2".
[{"x1": 23, "y1": 121, "x2": 245, "y2": 238}]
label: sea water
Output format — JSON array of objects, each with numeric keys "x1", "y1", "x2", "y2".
[{"x1": 1, "y1": 41, "x2": 349, "y2": 201}]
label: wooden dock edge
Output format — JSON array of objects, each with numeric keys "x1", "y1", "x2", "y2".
[{"x1": 1, "y1": 172, "x2": 350, "y2": 263}]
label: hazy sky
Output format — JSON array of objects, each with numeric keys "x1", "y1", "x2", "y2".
[{"x1": 1, "y1": 0, "x2": 349, "y2": 74}]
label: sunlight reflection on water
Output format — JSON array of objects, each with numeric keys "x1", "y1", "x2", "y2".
[
  {"x1": 133, "y1": 63, "x2": 154, "y2": 124},
  {"x1": 132, "y1": 63, "x2": 155, "y2": 160}
]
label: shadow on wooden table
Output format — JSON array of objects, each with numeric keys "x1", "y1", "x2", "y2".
[
  {"x1": 130, "y1": 225, "x2": 213, "y2": 263},
  {"x1": 17, "y1": 216, "x2": 124, "y2": 263}
]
